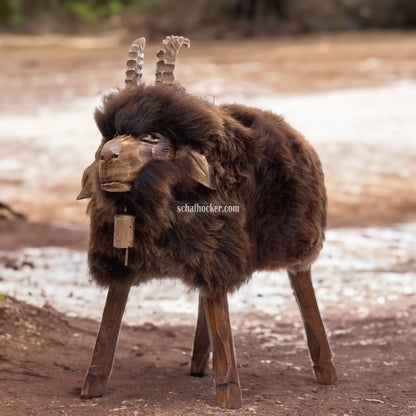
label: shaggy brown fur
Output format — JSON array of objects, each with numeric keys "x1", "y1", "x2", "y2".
[{"x1": 87, "y1": 83, "x2": 327, "y2": 296}]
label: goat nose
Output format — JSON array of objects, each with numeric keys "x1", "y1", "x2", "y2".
[{"x1": 100, "y1": 142, "x2": 121, "y2": 162}]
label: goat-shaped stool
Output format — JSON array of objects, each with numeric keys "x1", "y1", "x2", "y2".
[{"x1": 78, "y1": 36, "x2": 337, "y2": 409}]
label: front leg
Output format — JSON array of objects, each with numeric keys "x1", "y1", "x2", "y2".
[
  {"x1": 81, "y1": 280, "x2": 131, "y2": 398},
  {"x1": 288, "y1": 268, "x2": 337, "y2": 384},
  {"x1": 202, "y1": 293, "x2": 242, "y2": 409}
]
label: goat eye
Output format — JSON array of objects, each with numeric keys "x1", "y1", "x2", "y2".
[{"x1": 139, "y1": 134, "x2": 161, "y2": 144}]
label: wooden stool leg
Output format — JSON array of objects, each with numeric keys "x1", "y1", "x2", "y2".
[
  {"x1": 202, "y1": 294, "x2": 242, "y2": 409},
  {"x1": 190, "y1": 294, "x2": 211, "y2": 376},
  {"x1": 288, "y1": 268, "x2": 337, "y2": 385},
  {"x1": 81, "y1": 280, "x2": 131, "y2": 398}
]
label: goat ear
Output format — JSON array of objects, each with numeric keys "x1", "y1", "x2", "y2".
[
  {"x1": 188, "y1": 150, "x2": 216, "y2": 190},
  {"x1": 77, "y1": 160, "x2": 99, "y2": 200},
  {"x1": 76, "y1": 145, "x2": 102, "y2": 200}
]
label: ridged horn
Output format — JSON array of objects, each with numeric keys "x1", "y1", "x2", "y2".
[
  {"x1": 125, "y1": 37, "x2": 146, "y2": 88},
  {"x1": 155, "y1": 35, "x2": 190, "y2": 84}
]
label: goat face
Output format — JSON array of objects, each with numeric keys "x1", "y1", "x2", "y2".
[
  {"x1": 99, "y1": 133, "x2": 175, "y2": 192},
  {"x1": 77, "y1": 36, "x2": 219, "y2": 200},
  {"x1": 77, "y1": 129, "x2": 216, "y2": 200}
]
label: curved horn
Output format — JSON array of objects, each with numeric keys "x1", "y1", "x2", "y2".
[
  {"x1": 125, "y1": 37, "x2": 146, "y2": 88},
  {"x1": 155, "y1": 36, "x2": 190, "y2": 84}
]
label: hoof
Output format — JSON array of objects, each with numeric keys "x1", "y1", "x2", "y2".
[
  {"x1": 216, "y1": 381, "x2": 242, "y2": 409},
  {"x1": 313, "y1": 361, "x2": 337, "y2": 385},
  {"x1": 80, "y1": 373, "x2": 106, "y2": 399},
  {"x1": 190, "y1": 355, "x2": 209, "y2": 377}
]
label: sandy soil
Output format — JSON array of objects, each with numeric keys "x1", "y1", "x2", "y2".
[{"x1": 0, "y1": 32, "x2": 416, "y2": 415}]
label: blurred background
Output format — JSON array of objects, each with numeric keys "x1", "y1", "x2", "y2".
[{"x1": 1, "y1": 0, "x2": 416, "y2": 37}]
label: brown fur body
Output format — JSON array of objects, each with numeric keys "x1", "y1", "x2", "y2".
[{"x1": 87, "y1": 84, "x2": 327, "y2": 296}]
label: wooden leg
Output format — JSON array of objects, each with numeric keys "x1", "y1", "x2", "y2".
[
  {"x1": 202, "y1": 293, "x2": 242, "y2": 409},
  {"x1": 190, "y1": 294, "x2": 211, "y2": 376},
  {"x1": 288, "y1": 268, "x2": 337, "y2": 385},
  {"x1": 81, "y1": 280, "x2": 131, "y2": 398}
]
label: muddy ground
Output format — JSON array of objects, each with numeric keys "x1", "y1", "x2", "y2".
[{"x1": 0, "y1": 32, "x2": 416, "y2": 415}]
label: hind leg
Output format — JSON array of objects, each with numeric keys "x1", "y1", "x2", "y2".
[{"x1": 288, "y1": 268, "x2": 337, "y2": 384}]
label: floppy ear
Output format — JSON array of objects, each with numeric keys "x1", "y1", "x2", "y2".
[
  {"x1": 76, "y1": 160, "x2": 98, "y2": 200},
  {"x1": 76, "y1": 145, "x2": 102, "y2": 200},
  {"x1": 188, "y1": 150, "x2": 216, "y2": 190}
]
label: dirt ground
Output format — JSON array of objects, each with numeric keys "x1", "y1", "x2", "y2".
[
  {"x1": 0, "y1": 32, "x2": 416, "y2": 415},
  {"x1": 1, "y1": 295, "x2": 415, "y2": 416}
]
